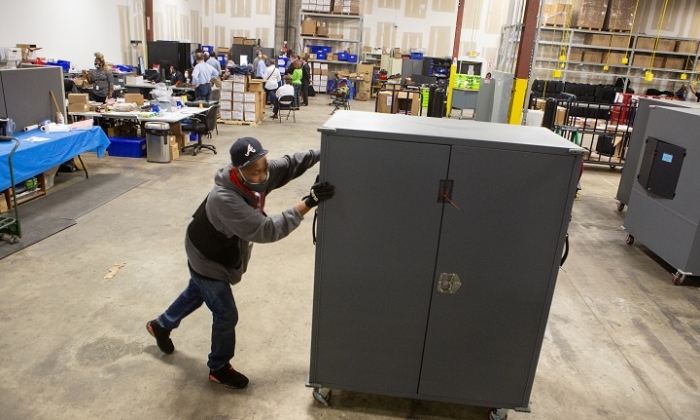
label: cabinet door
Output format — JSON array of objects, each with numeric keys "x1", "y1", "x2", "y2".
[
  {"x1": 418, "y1": 146, "x2": 576, "y2": 407},
  {"x1": 310, "y1": 136, "x2": 450, "y2": 396}
]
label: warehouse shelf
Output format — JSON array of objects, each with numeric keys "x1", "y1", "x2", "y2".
[
  {"x1": 308, "y1": 59, "x2": 359, "y2": 65},
  {"x1": 301, "y1": 36, "x2": 360, "y2": 43},
  {"x1": 300, "y1": 12, "x2": 361, "y2": 20}
]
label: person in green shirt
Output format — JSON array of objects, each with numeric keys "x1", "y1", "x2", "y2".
[{"x1": 291, "y1": 59, "x2": 303, "y2": 107}]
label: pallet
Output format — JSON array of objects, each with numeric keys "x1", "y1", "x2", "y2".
[
  {"x1": 575, "y1": 26, "x2": 603, "y2": 31},
  {"x1": 608, "y1": 29, "x2": 631, "y2": 33},
  {"x1": 217, "y1": 119, "x2": 260, "y2": 126}
]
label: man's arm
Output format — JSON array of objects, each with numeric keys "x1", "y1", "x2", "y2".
[{"x1": 267, "y1": 149, "x2": 321, "y2": 190}]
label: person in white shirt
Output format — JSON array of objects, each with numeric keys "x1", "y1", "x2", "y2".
[
  {"x1": 262, "y1": 59, "x2": 281, "y2": 105},
  {"x1": 271, "y1": 75, "x2": 295, "y2": 119},
  {"x1": 192, "y1": 52, "x2": 217, "y2": 101}
]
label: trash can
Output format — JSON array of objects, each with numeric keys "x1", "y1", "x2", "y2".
[{"x1": 145, "y1": 122, "x2": 171, "y2": 163}]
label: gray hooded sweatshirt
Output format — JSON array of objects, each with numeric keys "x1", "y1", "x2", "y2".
[{"x1": 185, "y1": 149, "x2": 320, "y2": 284}]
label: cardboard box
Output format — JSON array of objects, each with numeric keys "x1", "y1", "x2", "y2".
[
  {"x1": 301, "y1": 20, "x2": 317, "y2": 36},
  {"x1": 664, "y1": 57, "x2": 687, "y2": 70},
  {"x1": 169, "y1": 143, "x2": 179, "y2": 160},
  {"x1": 233, "y1": 36, "x2": 246, "y2": 45},
  {"x1": 676, "y1": 40, "x2": 699, "y2": 54},
  {"x1": 243, "y1": 93, "x2": 256, "y2": 102},
  {"x1": 555, "y1": 106, "x2": 568, "y2": 126},
  {"x1": 313, "y1": 67, "x2": 321, "y2": 75},
  {"x1": 68, "y1": 93, "x2": 89, "y2": 104},
  {"x1": 329, "y1": 34, "x2": 343, "y2": 39},
  {"x1": 636, "y1": 37, "x2": 676, "y2": 52},
  {"x1": 610, "y1": 35, "x2": 630, "y2": 49},
  {"x1": 632, "y1": 53, "x2": 663, "y2": 68},
  {"x1": 569, "y1": 48, "x2": 584, "y2": 62},
  {"x1": 232, "y1": 111, "x2": 244, "y2": 121},
  {"x1": 124, "y1": 93, "x2": 144, "y2": 105},
  {"x1": 222, "y1": 80, "x2": 234, "y2": 91},
  {"x1": 573, "y1": 1, "x2": 607, "y2": 29},
  {"x1": 218, "y1": 47, "x2": 230, "y2": 54},
  {"x1": 220, "y1": 101, "x2": 233, "y2": 111},
  {"x1": 220, "y1": 90, "x2": 233, "y2": 101},
  {"x1": 316, "y1": 22, "x2": 329, "y2": 36},
  {"x1": 321, "y1": 69, "x2": 329, "y2": 76},
  {"x1": 243, "y1": 39, "x2": 256, "y2": 46},
  {"x1": 247, "y1": 79, "x2": 263, "y2": 92},
  {"x1": 604, "y1": 0, "x2": 635, "y2": 31},
  {"x1": 244, "y1": 102, "x2": 256, "y2": 112},
  {"x1": 393, "y1": 91, "x2": 420, "y2": 116},
  {"x1": 233, "y1": 102, "x2": 245, "y2": 112},
  {"x1": 232, "y1": 74, "x2": 248, "y2": 84},
  {"x1": 126, "y1": 75, "x2": 144, "y2": 85},
  {"x1": 376, "y1": 91, "x2": 393, "y2": 114},
  {"x1": 233, "y1": 93, "x2": 244, "y2": 102},
  {"x1": 584, "y1": 34, "x2": 611, "y2": 46},
  {"x1": 355, "y1": 91, "x2": 369, "y2": 101},
  {"x1": 233, "y1": 83, "x2": 246, "y2": 93},
  {"x1": 603, "y1": 51, "x2": 627, "y2": 65},
  {"x1": 220, "y1": 110, "x2": 232, "y2": 120},
  {"x1": 244, "y1": 111, "x2": 257, "y2": 122},
  {"x1": 68, "y1": 103, "x2": 89, "y2": 112},
  {"x1": 582, "y1": 51, "x2": 603, "y2": 63},
  {"x1": 320, "y1": 63, "x2": 328, "y2": 70},
  {"x1": 542, "y1": 4, "x2": 573, "y2": 26}
]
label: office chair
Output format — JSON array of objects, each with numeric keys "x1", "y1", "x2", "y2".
[
  {"x1": 277, "y1": 95, "x2": 297, "y2": 123},
  {"x1": 181, "y1": 104, "x2": 219, "y2": 156}
]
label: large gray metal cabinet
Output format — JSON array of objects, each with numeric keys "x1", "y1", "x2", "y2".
[
  {"x1": 474, "y1": 70, "x2": 514, "y2": 124},
  {"x1": 616, "y1": 98, "x2": 700, "y2": 210},
  {"x1": 309, "y1": 111, "x2": 584, "y2": 413},
  {"x1": 624, "y1": 106, "x2": 700, "y2": 284}
]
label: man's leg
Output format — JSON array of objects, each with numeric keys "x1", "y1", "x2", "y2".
[
  {"x1": 271, "y1": 95, "x2": 280, "y2": 118},
  {"x1": 148, "y1": 276, "x2": 204, "y2": 354},
  {"x1": 302, "y1": 83, "x2": 309, "y2": 105},
  {"x1": 202, "y1": 84, "x2": 212, "y2": 102}
]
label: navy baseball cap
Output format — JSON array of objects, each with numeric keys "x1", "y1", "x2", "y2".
[{"x1": 230, "y1": 137, "x2": 268, "y2": 168}]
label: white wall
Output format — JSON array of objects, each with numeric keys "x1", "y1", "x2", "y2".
[
  {"x1": 0, "y1": 0, "x2": 135, "y2": 70},
  {"x1": 361, "y1": 0, "x2": 511, "y2": 75}
]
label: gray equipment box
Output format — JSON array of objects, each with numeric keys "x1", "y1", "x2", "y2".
[
  {"x1": 309, "y1": 111, "x2": 584, "y2": 414},
  {"x1": 615, "y1": 98, "x2": 700, "y2": 210},
  {"x1": 474, "y1": 70, "x2": 513, "y2": 124},
  {"x1": 623, "y1": 106, "x2": 700, "y2": 284}
]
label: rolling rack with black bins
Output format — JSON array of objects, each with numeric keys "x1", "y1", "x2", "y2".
[
  {"x1": 0, "y1": 136, "x2": 21, "y2": 243},
  {"x1": 421, "y1": 57, "x2": 451, "y2": 86},
  {"x1": 534, "y1": 97, "x2": 637, "y2": 169}
]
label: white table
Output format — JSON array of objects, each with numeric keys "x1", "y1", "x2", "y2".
[{"x1": 69, "y1": 107, "x2": 207, "y2": 123}]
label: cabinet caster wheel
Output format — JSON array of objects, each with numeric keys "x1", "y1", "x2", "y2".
[
  {"x1": 312, "y1": 387, "x2": 332, "y2": 406},
  {"x1": 673, "y1": 272, "x2": 685, "y2": 285},
  {"x1": 488, "y1": 408, "x2": 509, "y2": 420},
  {"x1": 626, "y1": 235, "x2": 634, "y2": 245},
  {"x1": 610, "y1": 165, "x2": 617, "y2": 169},
  {"x1": 616, "y1": 202, "x2": 625, "y2": 212}
]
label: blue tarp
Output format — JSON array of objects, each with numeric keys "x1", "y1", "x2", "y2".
[{"x1": 0, "y1": 127, "x2": 110, "y2": 191}]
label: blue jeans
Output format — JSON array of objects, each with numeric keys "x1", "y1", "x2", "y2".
[
  {"x1": 158, "y1": 265, "x2": 238, "y2": 370},
  {"x1": 195, "y1": 83, "x2": 211, "y2": 101}
]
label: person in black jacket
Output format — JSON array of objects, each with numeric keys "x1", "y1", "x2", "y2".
[
  {"x1": 301, "y1": 58, "x2": 311, "y2": 106},
  {"x1": 169, "y1": 65, "x2": 186, "y2": 85}
]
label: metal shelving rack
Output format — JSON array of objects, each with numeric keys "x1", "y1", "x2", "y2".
[
  {"x1": 299, "y1": 12, "x2": 363, "y2": 70},
  {"x1": 532, "y1": 27, "x2": 700, "y2": 93}
]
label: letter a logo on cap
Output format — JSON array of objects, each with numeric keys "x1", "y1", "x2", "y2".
[{"x1": 245, "y1": 144, "x2": 256, "y2": 156}]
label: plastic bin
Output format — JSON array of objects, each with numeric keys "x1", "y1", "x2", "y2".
[
  {"x1": 308, "y1": 46, "x2": 327, "y2": 54},
  {"x1": 106, "y1": 137, "x2": 146, "y2": 158},
  {"x1": 348, "y1": 54, "x2": 358, "y2": 63},
  {"x1": 317, "y1": 52, "x2": 327, "y2": 60},
  {"x1": 47, "y1": 60, "x2": 71, "y2": 72},
  {"x1": 201, "y1": 45, "x2": 214, "y2": 53},
  {"x1": 337, "y1": 52, "x2": 349, "y2": 61}
]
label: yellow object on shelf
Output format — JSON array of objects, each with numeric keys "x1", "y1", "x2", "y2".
[
  {"x1": 644, "y1": 71, "x2": 654, "y2": 82},
  {"x1": 603, "y1": 65, "x2": 609, "y2": 71},
  {"x1": 622, "y1": 57, "x2": 629, "y2": 64},
  {"x1": 680, "y1": 73, "x2": 688, "y2": 80},
  {"x1": 553, "y1": 69, "x2": 562, "y2": 78}
]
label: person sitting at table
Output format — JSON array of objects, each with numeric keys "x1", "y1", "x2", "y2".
[
  {"x1": 170, "y1": 65, "x2": 186, "y2": 85},
  {"x1": 192, "y1": 52, "x2": 217, "y2": 102},
  {"x1": 145, "y1": 68, "x2": 163, "y2": 83},
  {"x1": 270, "y1": 75, "x2": 295, "y2": 120},
  {"x1": 83, "y1": 52, "x2": 114, "y2": 102}
]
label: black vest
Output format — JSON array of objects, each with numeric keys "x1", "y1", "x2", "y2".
[{"x1": 187, "y1": 196, "x2": 241, "y2": 269}]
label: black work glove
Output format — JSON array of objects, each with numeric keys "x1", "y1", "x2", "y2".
[{"x1": 304, "y1": 181, "x2": 335, "y2": 208}]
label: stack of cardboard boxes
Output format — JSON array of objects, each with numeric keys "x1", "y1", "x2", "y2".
[
  {"x1": 219, "y1": 76, "x2": 265, "y2": 123},
  {"x1": 376, "y1": 90, "x2": 420, "y2": 116},
  {"x1": 301, "y1": 20, "x2": 330, "y2": 37},
  {"x1": 332, "y1": 0, "x2": 361, "y2": 14},
  {"x1": 302, "y1": 0, "x2": 332, "y2": 13},
  {"x1": 67, "y1": 93, "x2": 90, "y2": 113},
  {"x1": 355, "y1": 63, "x2": 374, "y2": 101},
  {"x1": 311, "y1": 63, "x2": 329, "y2": 94},
  {"x1": 232, "y1": 37, "x2": 257, "y2": 46}
]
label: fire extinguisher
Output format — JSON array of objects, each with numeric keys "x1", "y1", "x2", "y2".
[{"x1": 282, "y1": 41, "x2": 288, "y2": 55}]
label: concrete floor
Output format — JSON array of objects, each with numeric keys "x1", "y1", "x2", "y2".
[{"x1": 1, "y1": 98, "x2": 699, "y2": 420}]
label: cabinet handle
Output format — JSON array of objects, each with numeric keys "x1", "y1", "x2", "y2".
[{"x1": 437, "y1": 273, "x2": 461, "y2": 294}]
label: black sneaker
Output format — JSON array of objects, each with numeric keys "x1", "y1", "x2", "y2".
[
  {"x1": 146, "y1": 319, "x2": 174, "y2": 354},
  {"x1": 209, "y1": 364, "x2": 249, "y2": 389}
]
